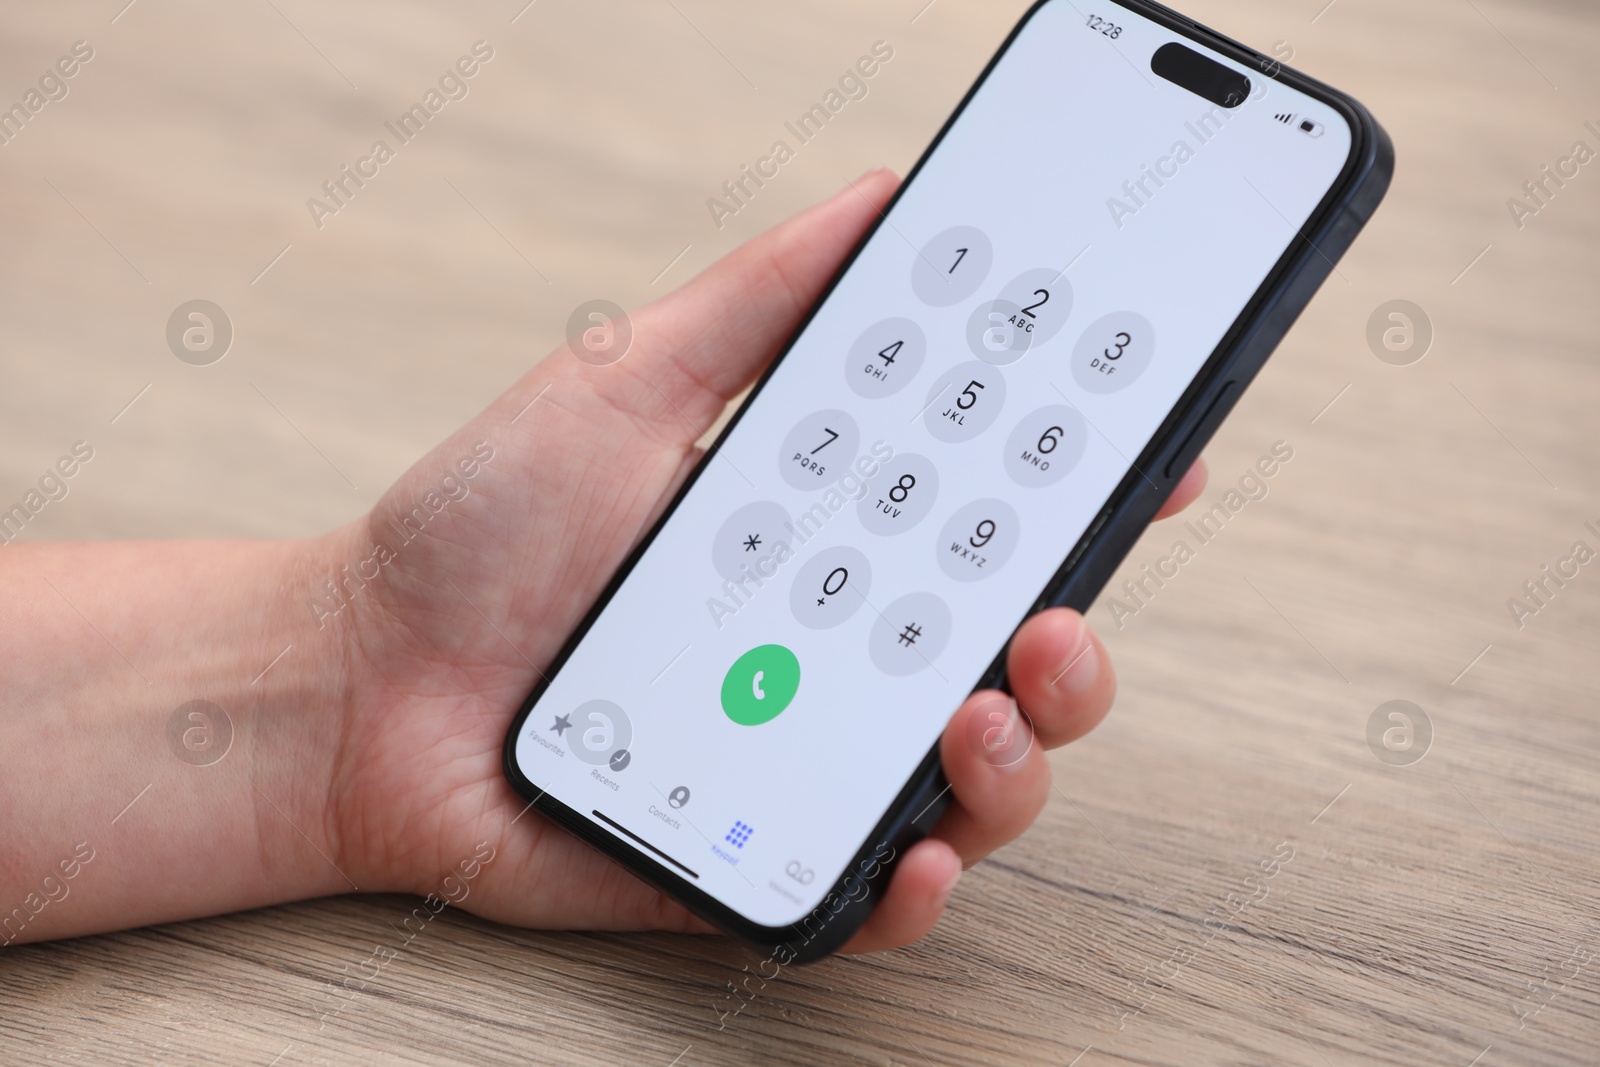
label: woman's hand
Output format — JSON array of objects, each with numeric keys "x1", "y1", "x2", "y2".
[{"x1": 321, "y1": 170, "x2": 1208, "y2": 951}]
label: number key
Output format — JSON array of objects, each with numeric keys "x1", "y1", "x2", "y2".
[
  {"x1": 846, "y1": 317, "x2": 927, "y2": 399},
  {"x1": 1071, "y1": 311, "x2": 1156, "y2": 394},
  {"x1": 997, "y1": 268, "x2": 1074, "y2": 346},
  {"x1": 779, "y1": 410, "x2": 861, "y2": 490},
  {"x1": 857, "y1": 452, "x2": 940, "y2": 535},
  {"x1": 923, "y1": 361, "x2": 1008, "y2": 443},
  {"x1": 789, "y1": 545, "x2": 872, "y2": 629},
  {"x1": 911, "y1": 226, "x2": 993, "y2": 306},
  {"x1": 1003, "y1": 404, "x2": 1088, "y2": 487},
  {"x1": 936, "y1": 499, "x2": 1021, "y2": 581}
]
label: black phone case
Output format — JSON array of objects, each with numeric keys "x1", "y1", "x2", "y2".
[{"x1": 502, "y1": 0, "x2": 1394, "y2": 965}]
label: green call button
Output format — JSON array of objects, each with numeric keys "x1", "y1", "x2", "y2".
[{"x1": 720, "y1": 644, "x2": 801, "y2": 726}]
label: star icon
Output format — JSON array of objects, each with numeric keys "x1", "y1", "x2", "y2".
[
  {"x1": 550, "y1": 714, "x2": 572, "y2": 736},
  {"x1": 742, "y1": 533, "x2": 761, "y2": 552}
]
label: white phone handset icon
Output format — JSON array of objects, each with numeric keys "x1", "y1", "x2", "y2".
[{"x1": 751, "y1": 670, "x2": 766, "y2": 700}]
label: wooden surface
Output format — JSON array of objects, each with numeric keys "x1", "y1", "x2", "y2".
[{"x1": 3, "y1": 1, "x2": 1599, "y2": 1064}]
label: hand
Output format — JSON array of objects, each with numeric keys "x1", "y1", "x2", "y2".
[{"x1": 321, "y1": 170, "x2": 1208, "y2": 951}]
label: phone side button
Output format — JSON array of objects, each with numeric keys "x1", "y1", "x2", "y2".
[{"x1": 1164, "y1": 380, "x2": 1237, "y2": 480}]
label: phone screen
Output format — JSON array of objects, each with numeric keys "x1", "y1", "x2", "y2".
[{"x1": 510, "y1": 0, "x2": 1356, "y2": 928}]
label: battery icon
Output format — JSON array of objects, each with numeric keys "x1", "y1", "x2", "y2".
[{"x1": 1298, "y1": 118, "x2": 1324, "y2": 138}]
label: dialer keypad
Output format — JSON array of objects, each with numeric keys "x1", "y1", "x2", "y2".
[{"x1": 709, "y1": 221, "x2": 1157, "y2": 677}]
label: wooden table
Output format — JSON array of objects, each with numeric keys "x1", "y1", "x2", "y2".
[{"x1": 2, "y1": 0, "x2": 1597, "y2": 1063}]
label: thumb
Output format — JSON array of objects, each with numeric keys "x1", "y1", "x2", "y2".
[{"x1": 617, "y1": 169, "x2": 900, "y2": 429}]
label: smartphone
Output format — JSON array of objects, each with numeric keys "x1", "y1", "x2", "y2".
[{"x1": 504, "y1": 0, "x2": 1391, "y2": 963}]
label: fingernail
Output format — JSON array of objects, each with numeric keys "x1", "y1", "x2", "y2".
[
  {"x1": 1051, "y1": 618, "x2": 1099, "y2": 696},
  {"x1": 964, "y1": 694, "x2": 1034, "y2": 771},
  {"x1": 938, "y1": 856, "x2": 963, "y2": 898}
]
